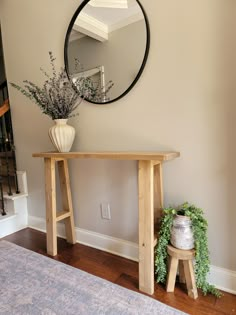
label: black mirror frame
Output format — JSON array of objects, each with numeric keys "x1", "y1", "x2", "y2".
[{"x1": 64, "y1": 0, "x2": 150, "y2": 105}]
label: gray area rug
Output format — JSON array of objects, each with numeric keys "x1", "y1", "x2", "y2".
[{"x1": 0, "y1": 241, "x2": 187, "y2": 315}]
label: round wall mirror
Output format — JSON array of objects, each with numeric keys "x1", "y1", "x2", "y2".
[{"x1": 64, "y1": 0, "x2": 150, "y2": 104}]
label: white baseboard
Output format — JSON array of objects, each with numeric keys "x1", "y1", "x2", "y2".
[
  {"x1": 208, "y1": 265, "x2": 236, "y2": 295},
  {"x1": 28, "y1": 215, "x2": 236, "y2": 295},
  {"x1": 28, "y1": 216, "x2": 138, "y2": 261}
]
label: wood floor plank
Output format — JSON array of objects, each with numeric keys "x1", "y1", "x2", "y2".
[{"x1": 3, "y1": 228, "x2": 236, "y2": 315}]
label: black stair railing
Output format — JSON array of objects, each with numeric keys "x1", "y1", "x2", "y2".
[
  {"x1": 0, "y1": 81, "x2": 8, "y2": 103},
  {"x1": 0, "y1": 81, "x2": 20, "y2": 215}
]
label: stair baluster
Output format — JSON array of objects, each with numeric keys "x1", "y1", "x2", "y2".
[{"x1": 0, "y1": 81, "x2": 20, "y2": 215}]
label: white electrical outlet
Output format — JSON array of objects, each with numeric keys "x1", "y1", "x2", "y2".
[{"x1": 101, "y1": 202, "x2": 111, "y2": 220}]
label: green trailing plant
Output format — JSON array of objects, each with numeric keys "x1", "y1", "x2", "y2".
[{"x1": 155, "y1": 202, "x2": 222, "y2": 297}]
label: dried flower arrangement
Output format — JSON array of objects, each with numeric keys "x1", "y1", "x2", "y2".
[
  {"x1": 10, "y1": 52, "x2": 84, "y2": 120},
  {"x1": 10, "y1": 52, "x2": 114, "y2": 119}
]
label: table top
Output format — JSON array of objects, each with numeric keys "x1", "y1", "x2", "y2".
[{"x1": 32, "y1": 151, "x2": 180, "y2": 161}]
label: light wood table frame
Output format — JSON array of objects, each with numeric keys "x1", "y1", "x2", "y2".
[{"x1": 33, "y1": 151, "x2": 180, "y2": 295}]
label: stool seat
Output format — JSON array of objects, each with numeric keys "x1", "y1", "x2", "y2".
[
  {"x1": 167, "y1": 245, "x2": 195, "y2": 260},
  {"x1": 166, "y1": 245, "x2": 198, "y2": 299}
]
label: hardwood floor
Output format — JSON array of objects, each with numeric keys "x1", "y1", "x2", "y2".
[{"x1": 3, "y1": 228, "x2": 236, "y2": 315}]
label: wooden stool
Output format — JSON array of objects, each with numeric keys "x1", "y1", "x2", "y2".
[{"x1": 166, "y1": 245, "x2": 198, "y2": 299}]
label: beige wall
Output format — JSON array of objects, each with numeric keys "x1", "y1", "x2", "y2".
[{"x1": 0, "y1": 0, "x2": 235, "y2": 271}]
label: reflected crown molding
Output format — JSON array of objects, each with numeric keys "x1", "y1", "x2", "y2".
[
  {"x1": 72, "y1": 8, "x2": 144, "y2": 43},
  {"x1": 89, "y1": 0, "x2": 136, "y2": 9},
  {"x1": 73, "y1": 12, "x2": 108, "y2": 42}
]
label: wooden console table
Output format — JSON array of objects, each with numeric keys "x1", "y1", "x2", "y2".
[{"x1": 33, "y1": 151, "x2": 180, "y2": 295}]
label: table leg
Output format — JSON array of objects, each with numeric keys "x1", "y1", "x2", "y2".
[
  {"x1": 44, "y1": 158, "x2": 57, "y2": 256},
  {"x1": 138, "y1": 160, "x2": 154, "y2": 294},
  {"x1": 58, "y1": 159, "x2": 76, "y2": 244},
  {"x1": 154, "y1": 162, "x2": 163, "y2": 226}
]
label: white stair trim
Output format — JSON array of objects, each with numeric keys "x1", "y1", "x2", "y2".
[
  {"x1": 0, "y1": 210, "x2": 27, "y2": 238},
  {"x1": 0, "y1": 170, "x2": 28, "y2": 237}
]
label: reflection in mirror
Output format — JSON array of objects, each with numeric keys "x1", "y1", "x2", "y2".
[{"x1": 65, "y1": 0, "x2": 150, "y2": 104}]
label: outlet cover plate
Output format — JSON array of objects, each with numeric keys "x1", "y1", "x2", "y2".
[{"x1": 101, "y1": 202, "x2": 111, "y2": 220}]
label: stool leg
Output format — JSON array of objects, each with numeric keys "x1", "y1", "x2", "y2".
[
  {"x1": 166, "y1": 257, "x2": 179, "y2": 292},
  {"x1": 183, "y1": 260, "x2": 198, "y2": 299},
  {"x1": 179, "y1": 260, "x2": 186, "y2": 283}
]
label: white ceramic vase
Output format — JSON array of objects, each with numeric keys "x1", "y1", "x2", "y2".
[{"x1": 48, "y1": 119, "x2": 75, "y2": 152}]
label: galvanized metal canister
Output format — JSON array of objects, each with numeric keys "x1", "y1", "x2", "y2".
[{"x1": 170, "y1": 215, "x2": 194, "y2": 250}]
